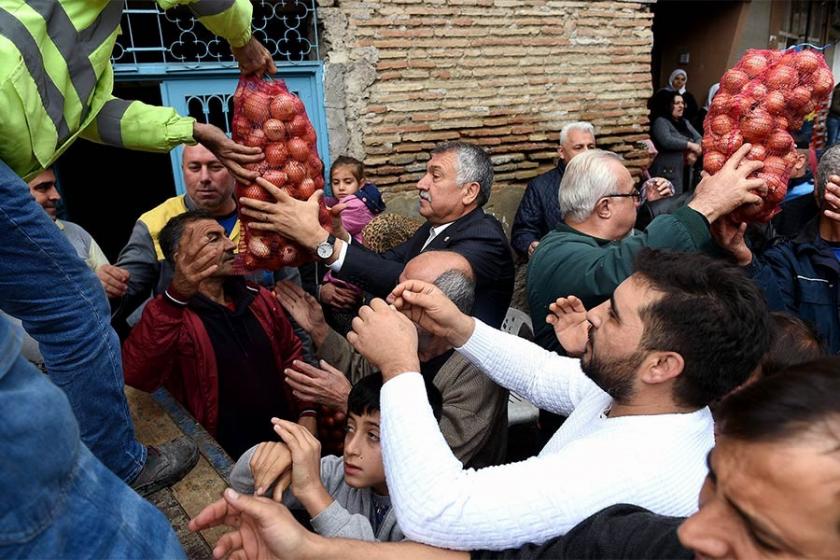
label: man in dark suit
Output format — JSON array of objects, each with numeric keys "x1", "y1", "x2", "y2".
[{"x1": 243, "y1": 141, "x2": 514, "y2": 328}]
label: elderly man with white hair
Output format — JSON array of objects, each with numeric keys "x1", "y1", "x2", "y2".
[
  {"x1": 528, "y1": 144, "x2": 766, "y2": 353},
  {"x1": 511, "y1": 122, "x2": 596, "y2": 258}
]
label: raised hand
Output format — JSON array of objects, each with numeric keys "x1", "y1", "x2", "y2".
[
  {"x1": 240, "y1": 181, "x2": 327, "y2": 249},
  {"x1": 346, "y1": 299, "x2": 420, "y2": 380},
  {"x1": 711, "y1": 217, "x2": 752, "y2": 266},
  {"x1": 388, "y1": 280, "x2": 475, "y2": 348},
  {"x1": 272, "y1": 419, "x2": 333, "y2": 517},
  {"x1": 285, "y1": 360, "x2": 351, "y2": 412},
  {"x1": 274, "y1": 281, "x2": 329, "y2": 346},
  {"x1": 189, "y1": 488, "x2": 318, "y2": 560},
  {"x1": 689, "y1": 143, "x2": 766, "y2": 223},
  {"x1": 546, "y1": 296, "x2": 589, "y2": 357},
  {"x1": 192, "y1": 122, "x2": 262, "y2": 184},
  {"x1": 231, "y1": 36, "x2": 277, "y2": 77},
  {"x1": 170, "y1": 221, "x2": 225, "y2": 298},
  {"x1": 249, "y1": 441, "x2": 292, "y2": 500}
]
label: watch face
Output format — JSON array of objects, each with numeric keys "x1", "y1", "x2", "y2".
[{"x1": 317, "y1": 243, "x2": 332, "y2": 259}]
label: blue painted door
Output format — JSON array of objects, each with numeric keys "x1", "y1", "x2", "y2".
[{"x1": 160, "y1": 68, "x2": 329, "y2": 194}]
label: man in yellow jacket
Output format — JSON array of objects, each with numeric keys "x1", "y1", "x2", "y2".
[{"x1": 0, "y1": 0, "x2": 274, "y2": 509}]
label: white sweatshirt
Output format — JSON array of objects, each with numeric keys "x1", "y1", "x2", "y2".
[{"x1": 380, "y1": 319, "x2": 713, "y2": 550}]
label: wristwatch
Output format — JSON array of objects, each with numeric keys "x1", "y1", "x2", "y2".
[{"x1": 316, "y1": 234, "x2": 337, "y2": 260}]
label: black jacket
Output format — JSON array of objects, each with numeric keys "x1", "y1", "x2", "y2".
[
  {"x1": 471, "y1": 504, "x2": 690, "y2": 560},
  {"x1": 336, "y1": 207, "x2": 515, "y2": 328},
  {"x1": 511, "y1": 164, "x2": 565, "y2": 256}
]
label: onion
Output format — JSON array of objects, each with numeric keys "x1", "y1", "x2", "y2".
[
  {"x1": 746, "y1": 143, "x2": 767, "y2": 161},
  {"x1": 288, "y1": 137, "x2": 311, "y2": 162},
  {"x1": 263, "y1": 119, "x2": 287, "y2": 141},
  {"x1": 763, "y1": 155, "x2": 790, "y2": 176},
  {"x1": 741, "y1": 109, "x2": 773, "y2": 142},
  {"x1": 288, "y1": 115, "x2": 309, "y2": 138},
  {"x1": 243, "y1": 128, "x2": 266, "y2": 148},
  {"x1": 265, "y1": 143, "x2": 289, "y2": 167},
  {"x1": 795, "y1": 49, "x2": 821, "y2": 75},
  {"x1": 715, "y1": 130, "x2": 744, "y2": 154},
  {"x1": 740, "y1": 52, "x2": 769, "y2": 78},
  {"x1": 248, "y1": 236, "x2": 271, "y2": 258},
  {"x1": 242, "y1": 92, "x2": 271, "y2": 122},
  {"x1": 269, "y1": 94, "x2": 297, "y2": 121},
  {"x1": 238, "y1": 183, "x2": 271, "y2": 202},
  {"x1": 298, "y1": 177, "x2": 316, "y2": 198},
  {"x1": 721, "y1": 69, "x2": 750, "y2": 94},
  {"x1": 787, "y1": 86, "x2": 811, "y2": 109},
  {"x1": 767, "y1": 130, "x2": 794, "y2": 154},
  {"x1": 710, "y1": 92, "x2": 732, "y2": 114},
  {"x1": 308, "y1": 154, "x2": 324, "y2": 175},
  {"x1": 710, "y1": 114, "x2": 734, "y2": 135},
  {"x1": 811, "y1": 67, "x2": 834, "y2": 98},
  {"x1": 745, "y1": 82, "x2": 768, "y2": 100},
  {"x1": 762, "y1": 91, "x2": 787, "y2": 115},
  {"x1": 284, "y1": 160, "x2": 307, "y2": 184},
  {"x1": 262, "y1": 169, "x2": 288, "y2": 187},
  {"x1": 766, "y1": 65, "x2": 798, "y2": 90},
  {"x1": 703, "y1": 151, "x2": 727, "y2": 174}
]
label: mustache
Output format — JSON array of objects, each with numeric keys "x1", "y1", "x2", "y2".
[{"x1": 419, "y1": 191, "x2": 431, "y2": 202}]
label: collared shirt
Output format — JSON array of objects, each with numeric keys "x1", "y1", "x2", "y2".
[{"x1": 420, "y1": 222, "x2": 454, "y2": 251}]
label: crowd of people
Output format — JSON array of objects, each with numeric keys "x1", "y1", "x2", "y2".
[{"x1": 2, "y1": 3, "x2": 840, "y2": 558}]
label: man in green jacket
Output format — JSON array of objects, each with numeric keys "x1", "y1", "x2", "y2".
[
  {"x1": 0, "y1": 0, "x2": 274, "y2": 497},
  {"x1": 527, "y1": 144, "x2": 766, "y2": 353}
]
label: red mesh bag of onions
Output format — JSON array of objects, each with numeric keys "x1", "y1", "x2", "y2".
[
  {"x1": 231, "y1": 76, "x2": 331, "y2": 269},
  {"x1": 702, "y1": 47, "x2": 833, "y2": 222}
]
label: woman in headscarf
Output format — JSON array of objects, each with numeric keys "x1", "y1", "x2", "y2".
[
  {"x1": 649, "y1": 69, "x2": 701, "y2": 130},
  {"x1": 648, "y1": 90, "x2": 702, "y2": 195}
]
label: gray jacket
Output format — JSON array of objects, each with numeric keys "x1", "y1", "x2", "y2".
[
  {"x1": 649, "y1": 117, "x2": 701, "y2": 195},
  {"x1": 229, "y1": 451, "x2": 403, "y2": 542},
  {"x1": 318, "y1": 328, "x2": 509, "y2": 469}
]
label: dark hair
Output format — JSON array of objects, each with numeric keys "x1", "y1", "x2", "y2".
[
  {"x1": 159, "y1": 210, "x2": 215, "y2": 266},
  {"x1": 759, "y1": 312, "x2": 826, "y2": 378},
  {"x1": 330, "y1": 156, "x2": 364, "y2": 182},
  {"x1": 430, "y1": 141, "x2": 494, "y2": 207},
  {"x1": 348, "y1": 373, "x2": 443, "y2": 422},
  {"x1": 634, "y1": 249, "x2": 772, "y2": 408},
  {"x1": 717, "y1": 358, "x2": 840, "y2": 445}
]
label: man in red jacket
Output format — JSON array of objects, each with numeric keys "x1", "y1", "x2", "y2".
[{"x1": 123, "y1": 211, "x2": 314, "y2": 458}]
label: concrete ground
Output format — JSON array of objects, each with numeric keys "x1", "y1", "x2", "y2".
[{"x1": 127, "y1": 387, "x2": 234, "y2": 560}]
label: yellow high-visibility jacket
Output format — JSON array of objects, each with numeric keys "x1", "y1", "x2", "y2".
[{"x1": 0, "y1": 0, "x2": 253, "y2": 180}]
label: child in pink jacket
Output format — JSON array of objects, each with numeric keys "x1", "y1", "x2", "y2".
[{"x1": 321, "y1": 157, "x2": 385, "y2": 311}]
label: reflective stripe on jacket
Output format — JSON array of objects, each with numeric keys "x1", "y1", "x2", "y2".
[{"x1": 0, "y1": 0, "x2": 252, "y2": 179}]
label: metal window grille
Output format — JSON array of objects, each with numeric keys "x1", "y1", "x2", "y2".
[{"x1": 112, "y1": 0, "x2": 319, "y2": 73}]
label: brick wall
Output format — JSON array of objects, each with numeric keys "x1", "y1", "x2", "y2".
[{"x1": 319, "y1": 0, "x2": 655, "y2": 222}]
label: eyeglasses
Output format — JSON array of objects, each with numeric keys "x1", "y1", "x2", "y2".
[{"x1": 603, "y1": 186, "x2": 643, "y2": 202}]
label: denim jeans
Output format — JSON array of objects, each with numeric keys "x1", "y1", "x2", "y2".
[
  {"x1": 0, "y1": 160, "x2": 144, "y2": 481},
  {"x1": 0, "y1": 315, "x2": 185, "y2": 558}
]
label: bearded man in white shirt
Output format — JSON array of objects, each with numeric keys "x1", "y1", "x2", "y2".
[{"x1": 340, "y1": 248, "x2": 770, "y2": 550}]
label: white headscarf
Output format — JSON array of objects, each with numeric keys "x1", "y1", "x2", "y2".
[
  {"x1": 704, "y1": 83, "x2": 720, "y2": 110},
  {"x1": 668, "y1": 69, "x2": 687, "y2": 94}
]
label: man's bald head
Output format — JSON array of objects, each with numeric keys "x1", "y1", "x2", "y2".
[
  {"x1": 401, "y1": 251, "x2": 475, "y2": 315},
  {"x1": 400, "y1": 251, "x2": 474, "y2": 284}
]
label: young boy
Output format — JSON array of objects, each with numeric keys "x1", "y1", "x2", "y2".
[{"x1": 229, "y1": 374, "x2": 443, "y2": 541}]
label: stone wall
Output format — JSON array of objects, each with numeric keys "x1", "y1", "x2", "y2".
[{"x1": 318, "y1": 0, "x2": 655, "y2": 229}]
